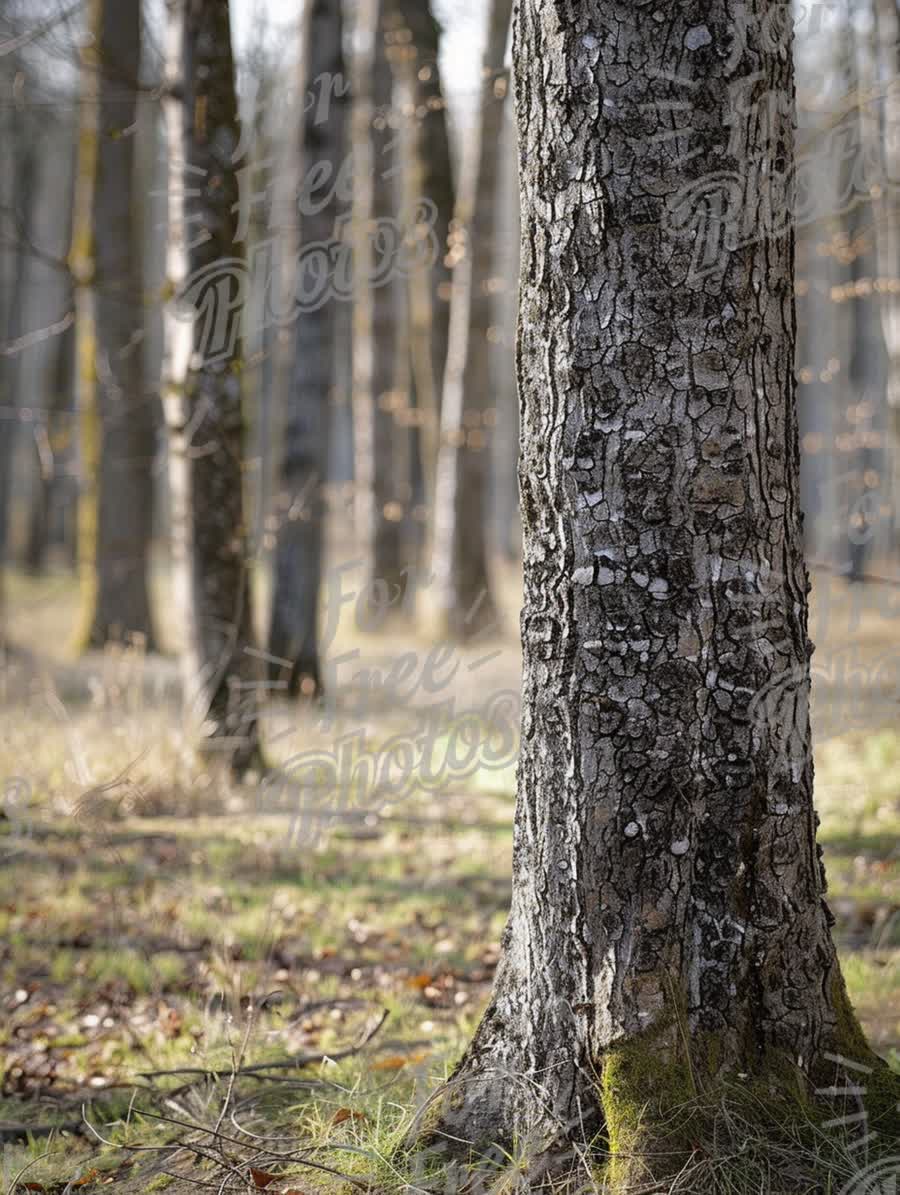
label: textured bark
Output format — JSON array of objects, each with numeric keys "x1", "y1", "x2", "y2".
[
  {"x1": 427, "y1": 0, "x2": 894, "y2": 1172},
  {"x1": 431, "y1": 0, "x2": 512, "y2": 638},
  {"x1": 351, "y1": 0, "x2": 410, "y2": 602},
  {"x1": 267, "y1": 0, "x2": 347, "y2": 697},
  {"x1": 162, "y1": 0, "x2": 260, "y2": 775},
  {"x1": 72, "y1": 0, "x2": 156, "y2": 650}
]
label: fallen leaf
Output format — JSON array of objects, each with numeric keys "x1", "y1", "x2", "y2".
[
  {"x1": 23, "y1": 1184, "x2": 45, "y2": 1192},
  {"x1": 74, "y1": 1170, "x2": 100, "y2": 1187},
  {"x1": 331, "y1": 1107, "x2": 367, "y2": 1125},
  {"x1": 250, "y1": 1168, "x2": 279, "y2": 1189},
  {"x1": 406, "y1": 973, "x2": 432, "y2": 990},
  {"x1": 372, "y1": 1050, "x2": 429, "y2": 1071},
  {"x1": 372, "y1": 1055, "x2": 407, "y2": 1071}
]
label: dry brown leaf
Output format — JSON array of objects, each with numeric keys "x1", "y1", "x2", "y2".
[
  {"x1": 372, "y1": 1049, "x2": 430, "y2": 1071},
  {"x1": 331, "y1": 1107, "x2": 367, "y2": 1125},
  {"x1": 406, "y1": 972, "x2": 432, "y2": 990},
  {"x1": 249, "y1": 1167, "x2": 279, "y2": 1189}
]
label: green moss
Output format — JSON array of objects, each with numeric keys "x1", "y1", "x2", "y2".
[
  {"x1": 598, "y1": 1020, "x2": 710, "y2": 1187},
  {"x1": 141, "y1": 1175, "x2": 176, "y2": 1193}
]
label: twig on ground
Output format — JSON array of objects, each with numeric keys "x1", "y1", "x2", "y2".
[{"x1": 137, "y1": 1007, "x2": 389, "y2": 1082}]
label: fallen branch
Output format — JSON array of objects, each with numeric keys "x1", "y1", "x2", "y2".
[{"x1": 137, "y1": 1008, "x2": 389, "y2": 1082}]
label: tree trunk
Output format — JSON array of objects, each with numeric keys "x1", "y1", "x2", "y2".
[
  {"x1": 71, "y1": 0, "x2": 156, "y2": 650},
  {"x1": 423, "y1": 0, "x2": 899, "y2": 1179},
  {"x1": 845, "y1": 8, "x2": 887, "y2": 581},
  {"x1": 24, "y1": 181, "x2": 76, "y2": 577},
  {"x1": 491, "y1": 102, "x2": 521, "y2": 561},
  {"x1": 267, "y1": 0, "x2": 347, "y2": 698},
  {"x1": 0, "y1": 131, "x2": 37, "y2": 617},
  {"x1": 873, "y1": 0, "x2": 900, "y2": 552},
  {"x1": 431, "y1": 0, "x2": 512, "y2": 639},
  {"x1": 162, "y1": 0, "x2": 260, "y2": 776},
  {"x1": 388, "y1": 0, "x2": 454, "y2": 507},
  {"x1": 351, "y1": 0, "x2": 411, "y2": 603}
]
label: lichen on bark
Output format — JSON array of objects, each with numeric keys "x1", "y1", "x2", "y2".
[{"x1": 415, "y1": 0, "x2": 900, "y2": 1182}]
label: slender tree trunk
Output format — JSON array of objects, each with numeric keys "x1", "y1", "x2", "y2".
[
  {"x1": 162, "y1": 0, "x2": 260, "y2": 775},
  {"x1": 431, "y1": 0, "x2": 512, "y2": 638},
  {"x1": 352, "y1": 0, "x2": 410, "y2": 603},
  {"x1": 845, "y1": 8, "x2": 887, "y2": 580},
  {"x1": 388, "y1": 0, "x2": 454, "y2": 506},
  {"x1": 267, "y1": 0, "x2": 347, "y2": 697},
  {"x1": 71, "y1": 0, "x2": 156, "y2": 650},
  {"x1": 873, "y1": 0, "x2": 900, "y2": 552},
  {"x1": 422, "y1": 0, "x2": 899, "y2": 1178},
  {"x1": 25, "y1": 175, "x2": 76, "y2": 576},
  {"x1": 0, "y1": 133, "x2": 37, "y2": 625},
  {"x1": 491, "y1": 102, "x2": 521, "y2": 561}
]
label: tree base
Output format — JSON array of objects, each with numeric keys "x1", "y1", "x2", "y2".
[
  {"x1": 408, "y1": 1003, "x2": 900, "y2": 1194},
  {"x1": 409, "y1": 1058, "x2": 900, "y2": 1194}
]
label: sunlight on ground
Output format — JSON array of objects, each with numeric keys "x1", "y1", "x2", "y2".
[{"x1": 1, "y1": 563, "x2": 898, "y2": 1191}]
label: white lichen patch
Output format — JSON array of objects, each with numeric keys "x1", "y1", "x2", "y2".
[{"x1": 685, "y1": 25, "x2": 712, "y2": 50}]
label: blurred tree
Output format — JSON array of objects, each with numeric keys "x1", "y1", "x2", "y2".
[
  {"x1": 24, "y1": 321, "x2": 76, "y2": 574},
  {"x1": 71, "y1": 0, "x2": 156, "y2": 650},
  {"x1": 162, "y1": 0, "x2": 260, "y2": 775},
  {"x1": 267, "y1": 0, "x2": 348, "y2": 698},
  {"x1": 351, "y1": 0, "x2": 412, "y2": 608},
  {"x1": 387, "y1": 0, "x2": 454, "y2": 510},
  {"x1": 431, "y1": 0, "x2": 513, "y2": 639},
  {"x1": 0, "y1": 122, "x2": 37, "y2": 637},
  {"x1": 490, "y1": 101, "x2": 521, "y2": 561},
  {"x1": 873, "y1": 0, "x2": 900, "y2": 550},
  {"x1": 422, "y1": 0, "x2": 900, "y2": 1173},
  {"x1": 845, "y1": 2, "x2": 888, "y2": 580},
  {"x1": 23, "y1": 129, "x2": 78, "y2": 577}
]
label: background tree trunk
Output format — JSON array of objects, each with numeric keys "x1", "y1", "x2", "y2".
[
  {"x1": 426, "y1": 0, "x2": 898, "y2": 1176},
  {"x1": 162, "y1": 0, "x2": 260, "y2": 775},
  {"x1": 388, "y1": 0, "x2": 454, "y2": 514},
  {"x1": 72, "y1": 0, "x2": 156, "y2": 650},
  {"x1": 491, "y1": 100, "x2": 521, "y2": 561},
  {"x1": 431, "y1": 0, "x2": 512, "y2": 638},
  {"x1": 873, "y1": 0, "x2": 900, "y2": 552},
  {"x1": 351, "y1": 0, "x2": 411, "y2": 604},
  {"x1": 0, "y1": 132, "x2": 37, "y2": 634},
  {"x1": 267, "y1": 0, "x2": 347, "y2": 698}
]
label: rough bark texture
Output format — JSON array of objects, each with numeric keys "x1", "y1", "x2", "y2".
[
  {"x1": 425, "y1": 0, "x2": 897, "y2": 1174},
  {"x1": 72, "y1": 0, "x2": 156, "y2": 650},
  {"x1": 162, "y1": 0, "x2": 260, "y2": 775},
  {"x1": 431, "y1": 0, "x2": 512, "y2": 638},
  {"x1": 267, "y1": 0, "x2": 347, "y2": 697}
]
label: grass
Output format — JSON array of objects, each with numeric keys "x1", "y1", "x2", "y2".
[{"x1": 1, "y1": 562, "x2": 899, "y2": 1193}]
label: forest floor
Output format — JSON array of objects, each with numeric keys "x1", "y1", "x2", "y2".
[{"x1": 1, "y1": 557, "x2": 899, "y2": 1194}]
